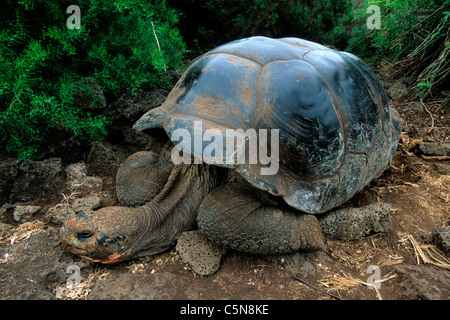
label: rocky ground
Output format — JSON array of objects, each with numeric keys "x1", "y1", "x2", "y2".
[{"x1": 0, "y1": 79, "x2": 449, "y2": 300}]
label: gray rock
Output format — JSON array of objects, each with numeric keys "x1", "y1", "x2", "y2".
[
  {"x1": 276, "y1": 251, "x2": 326, "y2": 278},
  {"x1": 432, "y1": 226, "x2": 450, "y2": 257},
  {"x1": 0, "y1": 203, "x2": 14, "y2": 220},
  {"x1": 319, "y1": 202, "x2": 391, "y2": 241},
  {"x1": 121, "y1": 126, "x2": 163, "y2": 153},
  {"x1": 66, "y1": 162, "x2": 87, "y2": 182},
  {"x1": 46, "y1": 203, "x2": 76, "y2": 225},
  {"x1": 81, "y1": 176, "x2": 103, "y2": 190},
  {"x1": 86, "y1": 142, "x2": 122, "y2": 177},
  {"x1": 10, "y1": 158, "x2": 65, "y2": 203},
  {"x1": 441, "y1": 89, "x2": 450, "y2": 97},
  {"x1": 71, "y1": 197, "x2": 101, "y2": 213},
  {"x1": 104, "y1": 126, "x2": 165, "y2": 161},
  {"x1": 13, "y1": 205, "x2": 41, "y2": 222},
  {"x1": 387, "y1": 80, "x2": 408, "y2": 101},
  {"x1": 0, "y1": 222, "x2": 14, "y2": 240},
  {"x1": 0, "y1": 157, "x2": 21, "y2": 205},
  {"x1": 395, "y1": 264, "x2": 450, "y2": 300},
  {"x1": 419, "y1": 142, "x2": 450, "y2": 156},
  {"x1": 406, "y1": 101, "x2": 424, "y2": 112},
  {"x1": 176, "y1": 230, "x2": 227, "y2": 276},
  {"x1": 380, "y1": 80, "x2": 392, "y2": 91},
  {"x1": 84, "y1": 89, "x2": 171, "y2": 178},
  {"x1": 66, "y1": 163, "x2": 103, "y2": 191},
  {"x1": 104, "y1": 88, "x2": 168, "y2": 125},
  {"x1": 0, "y1": 206, "x2": 6, "y2": 219}
]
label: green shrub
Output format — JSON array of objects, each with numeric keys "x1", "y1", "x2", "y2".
[
  {"x1": 169, "y1": 0, "x2": 354, "y2": 57},
  {"x1": 0, "y1": 0, "x2": 186, "y2": 160},
  {"x1": 347, "y1": 0, "x2": 449, "y2": 100},
  {"x1": 347, "y1": 0, "x2": 447, "y2": 60}
]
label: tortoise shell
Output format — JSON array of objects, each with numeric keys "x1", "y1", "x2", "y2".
[{"x1": 134, "y1": 36, "x2": 402, "y2": 214}]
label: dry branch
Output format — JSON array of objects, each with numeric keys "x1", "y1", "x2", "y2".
[{"x1": 404, "y1": 234, "x2": 450, "y2": 269}]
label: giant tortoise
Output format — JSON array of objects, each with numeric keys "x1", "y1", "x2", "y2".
[{"x1": 60, "y1": 36, "x2": 402, "y2": 266}]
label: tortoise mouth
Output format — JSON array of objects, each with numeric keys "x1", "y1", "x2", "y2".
[
  {"x1": 62, "y1": 244, "x2": 125, "y2": 264},
  {"x1": 60, "y1": 235, "x2": 128, "y2": 264}
]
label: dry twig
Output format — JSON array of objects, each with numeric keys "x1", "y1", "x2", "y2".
[
  {"x1": 420, "y1": 98, "x2": 435, "y2": 133},
  {"x1": 1, "y1": 221, "x2": 45, "y2": 245},
  {"x1": 403, "y1": 234, "x2": 450, "y2": 269},
  {"x1": 318, "y1": 271, "x2": 398, "y2": 300},
  {"x1": 151, "y1": 21, "x2": 167, "y2": 72},
  {"x1": 421, "y1": 155, "x2": 450, "y2": 161}
]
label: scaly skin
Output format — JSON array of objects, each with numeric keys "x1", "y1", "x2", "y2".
[
  {"x1": 198, "y1": 182, "x2": 324, "y2": 254},
  {"x1": 60, "y1": 150, "x2": 325, "y2": 263},
  {"x1": 60, "y1": 153, "x2": 224, "y2": 263}
]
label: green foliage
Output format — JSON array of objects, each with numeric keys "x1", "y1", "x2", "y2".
[
  {"x1": 170, "y1": 0, "x2": 354, "y2": 56},
  {"x1": 411, "y1": 9, "x2": 449, "y2": 99},
  {"x1": 347, "y1": 0, "x2": 449, "y2": 100},
  {"x1": 347, "y1": 0, "x2": 447, "y2": 60},
  {"x1": 0, "y1": 0, "x2": 186, "y2": 160}
]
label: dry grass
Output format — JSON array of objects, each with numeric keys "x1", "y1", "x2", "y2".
[
  {"x1": 318, "y1": 270, "x2": 398, "y2": 300},
  {"x1": 0, "y1": 220, "x2": 45, "y2": 245},
  {"x1": 318, "y1": 272, "x2": 362, "y2": 292},
  {"x1": 399, "y1": 132, "x2": 422, "y2": 153},
  {"x1": 52, "y1": 268, "x2": 111, "y2": 300},
  {"x1": 400, "y1": 234, "x2": 450, "y2": 270}
]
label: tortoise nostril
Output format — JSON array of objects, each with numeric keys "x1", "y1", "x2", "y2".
[{"x1": 76, "y1": 230, "x2": 93, "y2": 240}]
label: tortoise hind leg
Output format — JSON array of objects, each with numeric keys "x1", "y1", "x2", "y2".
[
  {"x1": 197, "y1": 182, "x2": 324, "y2": 254},
  {"x1": 116, "y1": 146, "x2": 173, "y2": 207}
]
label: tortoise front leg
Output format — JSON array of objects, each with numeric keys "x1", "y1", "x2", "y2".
[
  {"x1": 116, "y1": 146, "x2": 173, "y2": 207},
  {"x1": 197, "y1": 182, "x2": 325, "y2": 254}
]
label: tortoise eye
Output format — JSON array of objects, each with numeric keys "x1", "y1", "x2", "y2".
[{"x1": 76, "y1": 230, "x2": 93, "y2": 240}]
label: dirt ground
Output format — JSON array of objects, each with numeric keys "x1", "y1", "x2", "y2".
[{"x1": 0, "y1": 77, "x2": 448, "y2": 301}]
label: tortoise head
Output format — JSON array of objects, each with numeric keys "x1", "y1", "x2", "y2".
[
  {"x1": 59, "y1": 150, "x2": 214, "y2": 264},
  {"x1": 60, "y1": 207, "x2": 141, "y2": 264}
]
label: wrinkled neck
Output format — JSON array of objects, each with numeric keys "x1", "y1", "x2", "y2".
[{"x1": 129, "y1": 164, "x2": 224, "y2": 257}]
